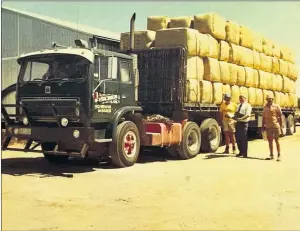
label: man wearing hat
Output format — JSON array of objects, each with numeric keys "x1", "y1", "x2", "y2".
[
  {"x1": 234, "y1": 93, "x2": 252, "y2": 158},
  {"x1": 262, "y1": 94, "x2": 283, "y2": 161},
  {"x1": 219, "y1": 93, "x2": 238, "y2": 154}
]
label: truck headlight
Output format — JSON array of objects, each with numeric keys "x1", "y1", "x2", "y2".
[
  {"x1": 61, "y1": 118, "x2": 68, "y2": 127},
  {"x1": 23, "y1": 117, "x2": 29, "y2": 125},
  {"x1": 14, "y1": 128, "x2": 19, "y2": 135},
  {"x1": 73, "y1": 130, "x2": 80, "y2": 138}
]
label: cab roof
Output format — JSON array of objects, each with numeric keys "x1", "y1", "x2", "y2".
[{"x1": 17, "y1": 47, "x2": 133, "y2": 64}]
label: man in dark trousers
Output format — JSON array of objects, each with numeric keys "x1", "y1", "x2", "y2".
[{"x1": 234, "y1": 94, "x2": 252, "y2": 158}]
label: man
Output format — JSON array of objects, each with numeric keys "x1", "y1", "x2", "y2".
[
  {"x1": 43, "y1": 61, "x2": 59, "y2": 80},
  {"x1": 219, "y1": 93, "x2": 237, "y2": 154},
  {"x1": 234, "y1": 94, "x2": 252, "y2": 158},
  {"x1": 262, "y1": 95, "x2": 283, "y2": 161}
]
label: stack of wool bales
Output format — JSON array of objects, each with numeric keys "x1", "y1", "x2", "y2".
[{"x1": 120, "y1": 13, "x2": 298, "y2": 108}]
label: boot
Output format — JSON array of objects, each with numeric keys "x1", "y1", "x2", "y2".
[{"x1": 223, "y1": 146, "x2": 229, "y2": 154}]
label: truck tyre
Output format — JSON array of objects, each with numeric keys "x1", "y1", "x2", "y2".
[
  {"x1": 286, "y1": 114, "x2": 295, "y2": 135},
  {"x1": 177, "y1": 122, "x2": 201, "y2": 159},
  {"x1": 199, "y1": 118, "x2": 221, "y2": 153},
  {"x1": 41, "y1": 142, "x2": 69, "y2": 164},
  {"x1": 109, "y1": 121, "x2": 140, "y2": 168},
  {"x1": 281, "y1": 115, "x2": 287, "y2": 137}
]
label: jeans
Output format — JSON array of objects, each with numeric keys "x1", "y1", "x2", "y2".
[{"x1": 235, "y1": 122, "x2": 249, "y2": 156}]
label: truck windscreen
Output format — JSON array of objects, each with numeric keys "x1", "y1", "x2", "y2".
[{"x1": 19, "y1": 54, "x2": 90, "y2": 83}]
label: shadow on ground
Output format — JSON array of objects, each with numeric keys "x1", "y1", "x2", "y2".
[{"x1": 1, "y1": 148, "x2": 179, "y2": 178}]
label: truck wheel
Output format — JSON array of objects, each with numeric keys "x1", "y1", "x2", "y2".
[
  {"x1": 286, "y1": 114, "x2": 295, "y2": 135},
  {"x1": 200, "y1": 118, "x2": 221, "y2": 153},
  {"x1": 177, "y1": 122, "x2": 201, "y2": 159},
  {"x1": 109, "y1": 121, "x2": 140, "y2": 168},
  {"x1": 42, "y1": 142, "x2": 69, "y2": 164},
  {"x1": 281, "y1": 115, "x2": 287, "y2": 137}
]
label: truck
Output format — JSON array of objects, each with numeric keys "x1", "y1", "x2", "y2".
[{"x1": 1, "y1": 14, "x2": 297, "y2": 168}]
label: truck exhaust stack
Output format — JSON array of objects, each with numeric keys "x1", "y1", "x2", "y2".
[{"x1": 130, "y1": 13, "x2": 136, "y2": 51}]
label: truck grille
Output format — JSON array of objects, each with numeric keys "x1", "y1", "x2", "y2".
[{"x1": 20, "y1": 98, "x2": 79, "y2": 121}]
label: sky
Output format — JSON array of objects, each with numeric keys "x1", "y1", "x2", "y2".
[{"x1": 2, "y1": 1, "x2": 300, "y2": 96}]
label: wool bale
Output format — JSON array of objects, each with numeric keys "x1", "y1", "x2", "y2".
[
  {"x1": 255, "y1": 88, "x2": 264, "y2": 106},
  {"x1": 253, "y1": 69, "x2": 259, "y2": 88},
  {"x1": 186, "y1": 56, "x2": 204, "y2": 81},
  {"x1": 287, "y1": 63, "x2": 298, "y2": 81},
  {"x1": 236, "y1": 65, "x2": 246, "y2": 86},
  {"x1": 231, "y1": 85, "x2": 240, "y2": 104},
  {"x1": 225, "y1": 20, "x2": 240, "y2": 45},
  {"x1": 200, "y1": 80, "x2": 213, "y2": 104},
  {"x1": 287, "y1": 93, "x2": 296, "y2": 108},
  {"x1": 290, "y1": 79, "x2": 296, "y2": 94},
  {"x1": 147, "y1": 16, "x2": 170, "y2": 31},
  {"x1": 198, "y1": 34, "x2": 219, "y2": 58},
  {"x1": 253, "y1": 51, "x2": 261, "y2": 70},
  {"x1": 244, "y1": 67, "x2": 254, "y2": 87},
  {"x1": 228, "y1": 63, "x2": 238, "y2": 85},
  {"x1": 206, "y1": 34, "x2": 219, "y2": 59},
  {"x1": 248, "y1": 87, "x2": 256, "y2": 106},
  {"x1": 186, "y1": 79, "x2": 200, "y2": 102},
  {"x1": 272, "y1": 43, "x2": 281, "y2": 59},
  {"x1": 120, "y1": 30, "x2": 156, "y2": 51},
  {"x1": 203, "y1": 57, "x2": 221, "y2": 82},
  {"x1": 279, "y1": 59, "x2": 289, "y2": 77},
  {"x1": 264, "y1": 72, "x2": 272, "y2": 90},
  {"x1": 222, "y1": 84, "x2": 231, "y2": 97},
  {"x1": 219, "y1": 61, "x2": 230, "y2": 84},
  {"x1": 282, "y1": 76, "x2": 290, "y2": 93},
  {"x1": 169, "y1": 16, "x2": 193, "y2": 28},
  {"x1": 239, "y1": 86, "x2": 249, "y2": 100},
  {"x1": 252, "y1": 32, "x2": 263, "y2": 53},
  {"x1": 271, "y1": 57, "x2": 280, "y2": 74},
  {"x1": 155, "y1": 28, "x2": 200, "y2": 55},
  {"x1": 239, "y1": 47, "x2": 254, "y2": 68},
  {"x1": 193, "y1": 13, "x2": 226, "y2": 40},
  {"x1": 239, "y1": 26, "x2": 253, "y2": 49},
  {"x1": 276, "y1": 74, "x2": 283, "y2": 92},
  {"x1": 260, "y1": 53, "x2": 272, "y2": 72},
  {"x1": 274, "y1": 91, "x2": 281, "y2": 106},
  {"x1": 258, "y1": 70, "x2": 267, "y2": 90},
  {"x1": 219, "y1": 40, "x2": 230, "y2": 62},
  {"x1": 228, "y1": 43, "x2": 241, "y2": 65},
  {"x1": 212, "y1": 82, "x2": 223, "y2": 104},
  {"x1": 271, "y1": 74, "x2": 277, "y2": 91},
  {"x1": 262, "y1": 38, "x2": 273, "y2": 56},
  {"x1": 280, "y1": 92, "x2": 286, "y2": 107}
]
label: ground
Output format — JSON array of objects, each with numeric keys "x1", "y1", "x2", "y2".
[{"x1": 2, "y1": 129, "x2": 300, "y2": 230}]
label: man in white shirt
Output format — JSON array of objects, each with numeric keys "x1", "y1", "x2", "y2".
[{"x1": 234, "y1": 94, "x2": 252, "y2": 158}]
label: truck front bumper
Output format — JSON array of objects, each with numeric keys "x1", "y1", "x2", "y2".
[{"x1": 2, "y1": 126, "x2": 94, "y2": 156}]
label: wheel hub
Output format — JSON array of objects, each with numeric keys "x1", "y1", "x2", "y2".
[{"x1": 124, "y1": 131, "x2": 137, "y2": 157}]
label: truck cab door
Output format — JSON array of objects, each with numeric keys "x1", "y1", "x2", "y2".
[
  {"x1": 119, "y1": 60, "x2": 135, "y2": 106},
  {"x1": 92, "y1": 56, "x2": 120, "y2": 121}
]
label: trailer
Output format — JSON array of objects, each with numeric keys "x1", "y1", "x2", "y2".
[{"x1": 1, "y1": 14, "x2": 297, "y2": 168}]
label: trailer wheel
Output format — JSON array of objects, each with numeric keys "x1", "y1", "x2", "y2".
[
  {"x1": 109, "y1": 121, "x2": 140, "y2": 168},
  {"x1": 42, "y1": 142, "x2": 69, "y2": 164},
  {"x1": 200, "y1": 118, "x2": 221, "y2": 153},
  {"x1": 286, "y1": 114, "x2": 295, "y2": 135},
  {"x1": 177, "y1": 122, "x2": 201, "y2": 159},
  {"x1": 281, "y1": 115, "x2": 287, "y2": 137}
]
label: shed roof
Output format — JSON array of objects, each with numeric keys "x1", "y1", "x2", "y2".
[{"x1": 2, "y1": 6, "x2": 121, "y2": 42}]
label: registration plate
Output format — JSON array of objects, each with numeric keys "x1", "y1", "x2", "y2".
[{"x1": 18, "y1": 128, "x2": 32, "y2": 135}]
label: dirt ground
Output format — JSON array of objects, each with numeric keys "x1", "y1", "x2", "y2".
[{"x1": 2, "y1": 129, "x2": 300, "y2": 230}]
